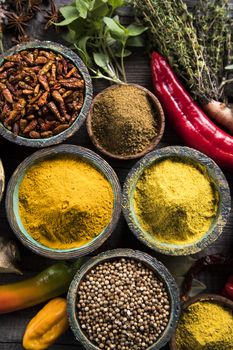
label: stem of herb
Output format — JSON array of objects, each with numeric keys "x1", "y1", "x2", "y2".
[{"x1": 120, "y1": 42, "x2": 127, "y2": 83}]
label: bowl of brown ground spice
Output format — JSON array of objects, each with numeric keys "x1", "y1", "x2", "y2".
[
  {"x1": 5, "y1": 144, "x2": 121, "y2": 259},
  {"x1": 170, "y1": 294, "x2": 233, "y2": 350},
  {"x1": 122, "y1": 146, "x2": 231, "y2": 256},
  {"x1": 67, "y1": 249, "x2": 180, "y2": 350},
  {"x1": 86, "y1": 84, "x2": 165, "y2": 160}
]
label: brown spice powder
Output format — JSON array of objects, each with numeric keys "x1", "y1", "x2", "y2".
[{"x1": 91, "y1": 85, "x2": 158, "y2": 156}]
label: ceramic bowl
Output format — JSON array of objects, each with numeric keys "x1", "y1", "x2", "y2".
[
  {"x1": 122, "y1": 146, "x2": 231, "y2": 256},
  {"x1": 5, "y1": 144, "x2": 121, "y2": 259},
  {"x1": 0, "y1": 159, "x2": 4, "y2": 203},
  {"x1": 67, "y1": 248, "x2": 180, "y2": 350},
  {"x1": 169, "y1": 293, "x2": 233, "y2": 350},
  {"x1": 0, "y1": 41, "x2": 93, "y2": 147},
  {"x1": 86, "y1": 84, "x2": 165, "y2": 160}
]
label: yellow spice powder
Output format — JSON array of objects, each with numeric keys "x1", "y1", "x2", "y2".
[
  {"x1": 19, "y1": 156, "x2": 114, "y2": 249},
  {"x1": 134, "y1": 158, "x2": 218, "y2": 245},
  {"x1": 176, "y1": 301, "x2": 233, "y2": 350}
]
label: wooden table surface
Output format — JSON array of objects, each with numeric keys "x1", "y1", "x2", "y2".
[{"x1": 0, "y1": 1, "x2": 233, "y2": 349}]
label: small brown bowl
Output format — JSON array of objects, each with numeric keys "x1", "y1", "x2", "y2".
[
  {"x1": 86, "y1": 83, "x2": 165, "y2": 160},
  {"x1": 169, "y1": 293, "x2": 233, "y2": 350}
]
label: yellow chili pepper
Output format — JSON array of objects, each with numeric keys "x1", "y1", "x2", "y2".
[{"x1": 23, "y1": 297, "x2": 69, "y2": 350}]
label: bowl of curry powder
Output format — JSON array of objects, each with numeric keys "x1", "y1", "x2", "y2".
[
  {"x1": 170, "y1": 294, "x2": 233, "y2": 350},
  {"x1": 5, "y1": 144, "x2": 121, "y2": 259},
  {"x1": 122, "y1": 146, "x2": 231, "y2": 256}
]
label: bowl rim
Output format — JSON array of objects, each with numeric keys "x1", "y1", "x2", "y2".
[
  {"x1": 0, "y1": 40, "x2": 93, "y2": 148},
  {"x1": 86, "y1": 83, "x2": 165, "y2": 160},
  {"x1": 122, "y1": 145, "x2": 231, "y2": 256},
  {"x1": 0, "y1": 158, "x2": 4, "y2": 203},
  {"x1": 67, "y1": 248, "x2": 181, "y2": 350},
  {"x1": 169, "y1": 293, "x2": 233, "y2": 350},
  {"x1": 5, "y1": 144, "x2": 122, "y2": 259}
]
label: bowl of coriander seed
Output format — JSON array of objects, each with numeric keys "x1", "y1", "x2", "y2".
[{"x1": 67, "y1": 248, "x2": 180, "y2": 350}]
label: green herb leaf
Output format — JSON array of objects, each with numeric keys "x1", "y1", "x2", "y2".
[
  {"x1": 103, "y1": 17, "x2": 126, "y2": 41},
  {"x1": 57, "y1": 5, "x2": 79, "y2": 25},
  {"x1": 127, "y1": 23, "x2": 147, "y2": 36},
  {"x1": 108, "y1": 0, "x2": 125, "y2": 9},
  {"x1": 93, "y1": 52, "x2": 110, "y2": 68},
  {"x1": 127, "y1": 36, "x2": 144, "y2": 47},
  {"x1": 115, "y1": 48, "x2": 131, "y2": 57},
  {"x1": 74, "y1": 44, "x2": 90, "y2": 66},
  {"x1": 59, "y1": 5, "x2": 77, "y2": 18},
  {"x1": 75, "y1": 0, "x2": 89, "y2": 18}
]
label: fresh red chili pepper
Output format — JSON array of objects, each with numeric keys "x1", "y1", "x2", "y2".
[
  {"x1": 151, "y1": 51, "x2": 233, "y2": 171},
  {"x1": 222, "y1": 283, "x2": 233, "y2": 301}
]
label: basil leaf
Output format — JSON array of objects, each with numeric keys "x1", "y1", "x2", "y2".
[
  {"x1": 127, "y1": 36, "x2": 144, "y2": 47},
  {"x1": 56, "y1": 16, "x2": 80, "y2": 26},
  {"x1": 75, "y1": 0, "x2": 89, "y2": 18},
  {"x1": 103, "y1": 17, "x2": 126, "y2": 41},
  {"x1": 127, "y1": 23, "x2": 147, "y2": 36},
  {"x1": 108, "y1": 0, "x2": 125, "y2": 9},
  {"x1": 59, "y1": 5, "x2": 77, "y2": 18},
  {"x1": 93, "y1": 52, "x2": 110, "y2": 68}
]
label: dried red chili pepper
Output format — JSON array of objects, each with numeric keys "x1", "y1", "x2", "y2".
[
  {"x1": 151, "y1": 52, "x2": 233, "y2": 170},
  {"x1": 181, "y1": 254, "x2": 233, "y2": 301},
  {"x1": 0, "y1": 49, "x2": 84, "y2": 138}
]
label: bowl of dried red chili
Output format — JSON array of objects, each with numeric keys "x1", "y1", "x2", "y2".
[{"x1": 0, "y1": 41, "x2": 93, "y2": 147}]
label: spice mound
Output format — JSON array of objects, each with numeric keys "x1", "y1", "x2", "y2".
[
  {"x1": 134, "y1": 158, "x2": 219, "y2": 245},
  {"x1": 90, "y1": 85, "x2": 158, "y2": 156},
  {"x1": 0, "y1": 49, "x2": 85, "y2": 139},
  {"x1": 176, "y1": 300, "x2": 233, "y2": 350},
  {"x1": 18, "y1": 156, "x2": 113, "y2": 249},
  {"x1": 77, "y1": 258, "x2": 170, "y2": 350}
]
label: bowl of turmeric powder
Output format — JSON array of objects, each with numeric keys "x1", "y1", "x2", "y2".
[
  {"x1": 5, "y1": 144, "x2": 121, "y2": 259},
  {"x1": 170, "y1": 294, "x2": 233, "y2": 350},
  {"x1": 122, "y1": 146, "x2": 231, "y2": 256}
]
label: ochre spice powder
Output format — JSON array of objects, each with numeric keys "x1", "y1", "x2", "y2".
[
  {"x1": 91, "y1": 85, "x2": 158, "y2": 156},
  {"x1": 19, "y1": 156, "x2": 114, "y2": 249},
  {"x1": 176, "y1": 301, "x2": 233, "y2": 349},
  {"x1": 134, "y1": 158, "x2": 219, "y2": 245}
]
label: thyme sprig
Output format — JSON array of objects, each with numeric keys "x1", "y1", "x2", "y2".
[{"x1": 130, "y1": 0, "x2": 232, "y2": 102}]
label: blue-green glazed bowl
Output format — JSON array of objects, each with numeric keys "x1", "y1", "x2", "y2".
[
  {"x1": 67, "y1": 249, "x2": 181, "y2": 350},
  {"x1": 122, "y1": 146, "x2": 231, "y2": 256},
  {"x1": 6, "y1": 144, "x2": 121, "y2": 259},
  {"x1": 0, "y1": 41, "x2": 93, "y2": 148}
]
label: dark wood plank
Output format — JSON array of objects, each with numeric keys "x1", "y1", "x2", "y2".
[{"x1": 1, "y1": 1, "x2": 233, "y2": 349}]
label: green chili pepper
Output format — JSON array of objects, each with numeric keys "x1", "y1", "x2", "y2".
[{"x1": 0, "y1": 260, "x2": 83, "y2": 314}]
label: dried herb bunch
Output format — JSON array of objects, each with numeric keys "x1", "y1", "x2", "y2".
[
  {"x1": 130, "y1": 0, "x2": 232, "y2": 102},
  {"x1": 0, "y1": 49, "x2": 85, "y2": 139}
]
